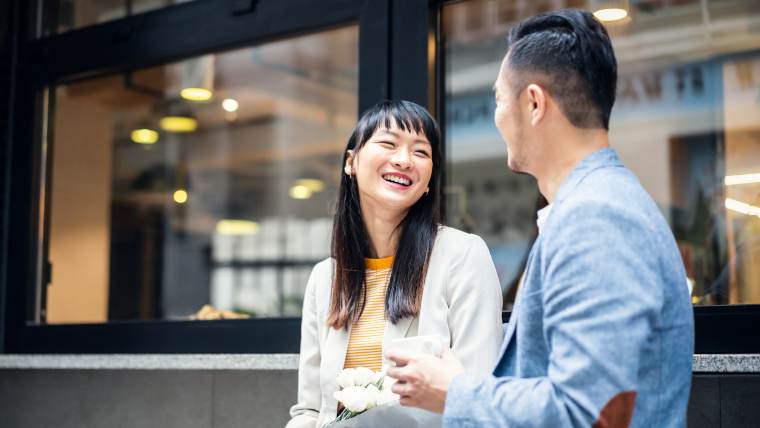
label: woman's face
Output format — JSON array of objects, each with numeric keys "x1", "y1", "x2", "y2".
[{"x1": 346, "y1": 122, "x2": 434, "y2": 214}]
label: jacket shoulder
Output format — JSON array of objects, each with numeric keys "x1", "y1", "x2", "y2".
[
  {"x1": 433, "y1": 226, "x2": 490, "y2": 265},
  {"x1": 308, "y1": 257, "x2": 334, "y2": 289},
  {"x1": 435, "y1": 225, "x2": 481, "y2": 247}
]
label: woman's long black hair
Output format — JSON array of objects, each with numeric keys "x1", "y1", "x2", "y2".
[{"x1": 327, "y1": 100, "x2": 442, "y2": 330}]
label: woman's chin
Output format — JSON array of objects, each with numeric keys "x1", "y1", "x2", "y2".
[{"x1": 377, "y1": 195, "x2": 422, "y2": 211}]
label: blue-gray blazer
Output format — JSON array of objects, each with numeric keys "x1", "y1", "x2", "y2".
[{"x1": 444, "y1": 148, "x2": 694, "y2": 427}]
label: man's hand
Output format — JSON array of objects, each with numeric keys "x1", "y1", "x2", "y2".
[{"x1": 385, "y1": 348, "x2": 465, "y2": 414}]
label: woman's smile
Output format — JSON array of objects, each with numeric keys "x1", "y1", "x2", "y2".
[{"x1": 381, "y1": 172, "x2": 414, "y2": 189}]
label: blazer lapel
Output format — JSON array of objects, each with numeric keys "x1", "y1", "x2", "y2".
[
  {"x1": 498, "y1": 305, "x2": 519, "y2": 361},
  {"x1": 323, "y1": 324, "x2": 351, "y2": 416},
  {"x1": 495, "y1": 237, "x2": 541, "y2": 366}
]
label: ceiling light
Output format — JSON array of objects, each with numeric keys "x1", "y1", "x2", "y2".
[
  {"x1": 725, "y1": 198, "x2": 760, "y2": 218},
  {"x1": 216, "y1": 220, "x2": 260, "y2": 235},
  {"x1": 289, "y1": 185, "x2": 312, "y2": 200},
  {"x1": 592, "y1": 0, "x2": 629, "y2": 22},
  {"x1": 177, "y1": 56, "x2": 215, "y2": 102},
  {"x1": 173, "y1": 189, "x2": 188, "y2": 204},
  {"x1": 594, "y1": 8, "x2": 627, "y2": 21},
  {"x1": 725, "y1": 173, "x2": 760, "y2": 186},
  {"x1": 131, "y1": 128, "x2": 159, "y2": 144},
  {"x1": 180, "y1": 87, "x2": 213, "y2": 101},
  {"x1": 296, "y1": 178, "x2": 325, "y2": 193},
  {"x1": 222, "y1": 98, "x2": 239, "y2": 112},
  {"x1": 160, "y1": 116, "x2": 198, "y2": 133}
]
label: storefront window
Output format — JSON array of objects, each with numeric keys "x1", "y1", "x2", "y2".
[
  {"x1": 44, "y1": 25, "x2": 358, "y2": 323},
  {"x1": 443, "y1": 0, "x2": 760, "y2": 306}
]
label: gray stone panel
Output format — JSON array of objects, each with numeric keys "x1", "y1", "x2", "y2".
[
  {"x1": 687, "y1": 375, "x2": 720, "y2": 428},
  {"x1": 0, "y1": 369, "x2": 213, "y2": 428},
  {"x1": 720, "y1": 375, "x2": 760, "y2": 428},
  {"x1": 2, "y1": 368, "x2": 760, "y2": 428},
  {"x1": 212, "y1": 370, "x2": 298, "y2": 428}
]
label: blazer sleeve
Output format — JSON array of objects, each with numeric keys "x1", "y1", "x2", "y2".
[
  {"x1": 286, "y1": 263, "x2": 323, "y2": 428},
  {"x1": 446, "y1": 234, "x2": 504, "y2": 375}
]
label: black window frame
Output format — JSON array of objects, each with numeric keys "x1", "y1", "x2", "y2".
[
  {"x1": 2, "y1": 0, "x2": 433, "y2": 354},
  {"x1": 431, "y1": 0, "x2": 760, "y2": 354}
]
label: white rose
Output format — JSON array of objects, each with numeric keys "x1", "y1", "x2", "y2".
[
  {"x1": 363, "y1": 384, "x2": 380, "y2": 410},
  {"x1": 377, "y1": 377, "x2": 399, "y2": 405},
  {"x1": 334, "y1": 385, "x2": 379, "y2": 413},
  {"x1": 352, "y1": 367, "x2": 376, "y2": 386},
  {"x1": 333, "y1": 386, "x2": 351, "y2": 405},
  {"x1": 335, "y1": 368, "x2": 357, "y2": 389}
]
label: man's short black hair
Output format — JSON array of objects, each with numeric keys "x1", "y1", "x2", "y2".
[{"x1": 505, "y1": 9, "x2": 617, "y2": 130}]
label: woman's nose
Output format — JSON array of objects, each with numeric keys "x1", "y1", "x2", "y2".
[{"x1": 391, "y1": 150, "x2": 412, "y2": 169}]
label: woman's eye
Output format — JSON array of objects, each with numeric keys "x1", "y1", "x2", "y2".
[
  {"x1": 380, "y1": 141, "x2": 395, "y2": 148},
  {"x1": 415, "y1": 150, "x2": 431, "y2": 158}
]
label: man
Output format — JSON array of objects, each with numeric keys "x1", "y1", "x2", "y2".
[{"x1": 386, "y1": 9, "x2": 694, "y2": 427}]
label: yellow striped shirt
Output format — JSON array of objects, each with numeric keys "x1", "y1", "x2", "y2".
[{"x1": 343, "y1": 256, "x2": 394, "y2": 372}]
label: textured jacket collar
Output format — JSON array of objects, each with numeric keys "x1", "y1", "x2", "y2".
[{"x1": 553, "y1": 147, "x2": 622, "y2": 206}]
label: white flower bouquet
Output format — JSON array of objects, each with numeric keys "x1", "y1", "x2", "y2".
[
  {"x1": 326, "y1": 336, "x2": 447, "y2": 427},
  {"x1": 327, "y1": 367, "x2": 400, "y2": 425},
  {"x1": 326, "y1": 366, "x2": 442, "y2": 427}
]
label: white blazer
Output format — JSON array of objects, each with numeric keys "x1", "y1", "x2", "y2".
[{"x1": 286, "y1": 226, "x2": 503, "y2": 428}]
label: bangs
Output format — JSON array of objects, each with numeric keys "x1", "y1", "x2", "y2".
[
  {"x1": 352, "y1": 100, "x2": 440, "y2": 152},
  {"x1": 379, "y1": 109, "x2": 428, "y2": 136}
]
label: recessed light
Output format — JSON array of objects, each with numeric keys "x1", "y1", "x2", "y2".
[
  {"x1": 180, "y1": 87, "x2": 213, "y2": 101},
  {"x1": 131, "y1": 128, "x2": 159, "y2": 144},
  {"x1": 160, "y1": 116, "x2": 198, "y2": 133}
]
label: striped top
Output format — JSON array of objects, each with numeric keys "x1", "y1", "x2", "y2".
[{"x1": 342, "y1": 256, "x2": 394, "y2": 372}]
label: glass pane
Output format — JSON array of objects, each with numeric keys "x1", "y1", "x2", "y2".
[
  {"x1": 442, "y1": 0, "x2": 760, "y2": 307},
  {"x1": 44, "y1": 25, "x2": 358, "y2": 323},
  {"x1": 49, "y1": 0, "x2": 197, "y2": 36}
]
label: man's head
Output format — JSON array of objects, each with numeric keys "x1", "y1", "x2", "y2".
[{"x1": 494, "y1": 9, "x2": 617, "y2": 173}]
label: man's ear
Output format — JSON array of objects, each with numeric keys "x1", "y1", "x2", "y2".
[
  {"x1": 344, "y1": 149, "x2": 355, "y2": 176},
  {"x1": 525, "y1": 83, "x2": 546, "y2": 127}
]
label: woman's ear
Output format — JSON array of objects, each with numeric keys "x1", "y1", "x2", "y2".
[{"x1": 344, "y1": 150, "x2": 355, "y2": 176}]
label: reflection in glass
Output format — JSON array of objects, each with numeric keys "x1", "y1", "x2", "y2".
[
  {"x1": 443, "y1": 0, "x2": 760, "y2": 306},
  {"x1": 45, "y1": 26, "x2": 358, "y2": 323},
  {"x1": 49, "y1": 0, "x2": 197, "y2": 36}
]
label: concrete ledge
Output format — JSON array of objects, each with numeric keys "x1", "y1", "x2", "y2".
[
  {"x1": 0, "y1": 354, "x2": 299, "y2": 370},
  {"x1": 0, "y1": 354, "x2": 758, "y2": 372},
  {"x1": 692, "y1": 354, "x2": 760, "y2": 373}
]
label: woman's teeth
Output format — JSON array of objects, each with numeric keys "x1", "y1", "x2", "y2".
[{"x1": 383, "y1": 175, "x2": 411, "y2": 186}]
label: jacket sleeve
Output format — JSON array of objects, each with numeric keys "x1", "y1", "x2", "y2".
[
  {"x1": 443, "y1": 201, "x2": 664, "y2": 427},
  {"x1": 286, "y1": 263, "x2": 323, "y2": 428},
  {"x1": 446, "y1": 234, "x2": 504, "y2": 376}
]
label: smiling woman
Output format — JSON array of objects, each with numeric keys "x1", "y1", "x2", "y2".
[
  {"x1": 331, "y1": 101, "x2": 441, "y2": 329},
  {"x1": 287, "y1": 101, "x2": 503, "y2": 427}
]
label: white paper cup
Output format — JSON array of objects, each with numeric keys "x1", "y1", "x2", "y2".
[{"x1": 385, "y1": 335, "x2": 445, "y2": 363}]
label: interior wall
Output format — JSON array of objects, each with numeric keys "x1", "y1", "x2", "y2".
[{"x1": 46, "y1": 93, "x2": 112, "y2": 323}]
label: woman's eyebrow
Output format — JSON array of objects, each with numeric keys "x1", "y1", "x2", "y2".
[
  {"x1": 376, "y1": 128, "x2": 430, "y2": 145},
  {"x1": 376, "y1": 129, "x2": 399, "y2": 138}
]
